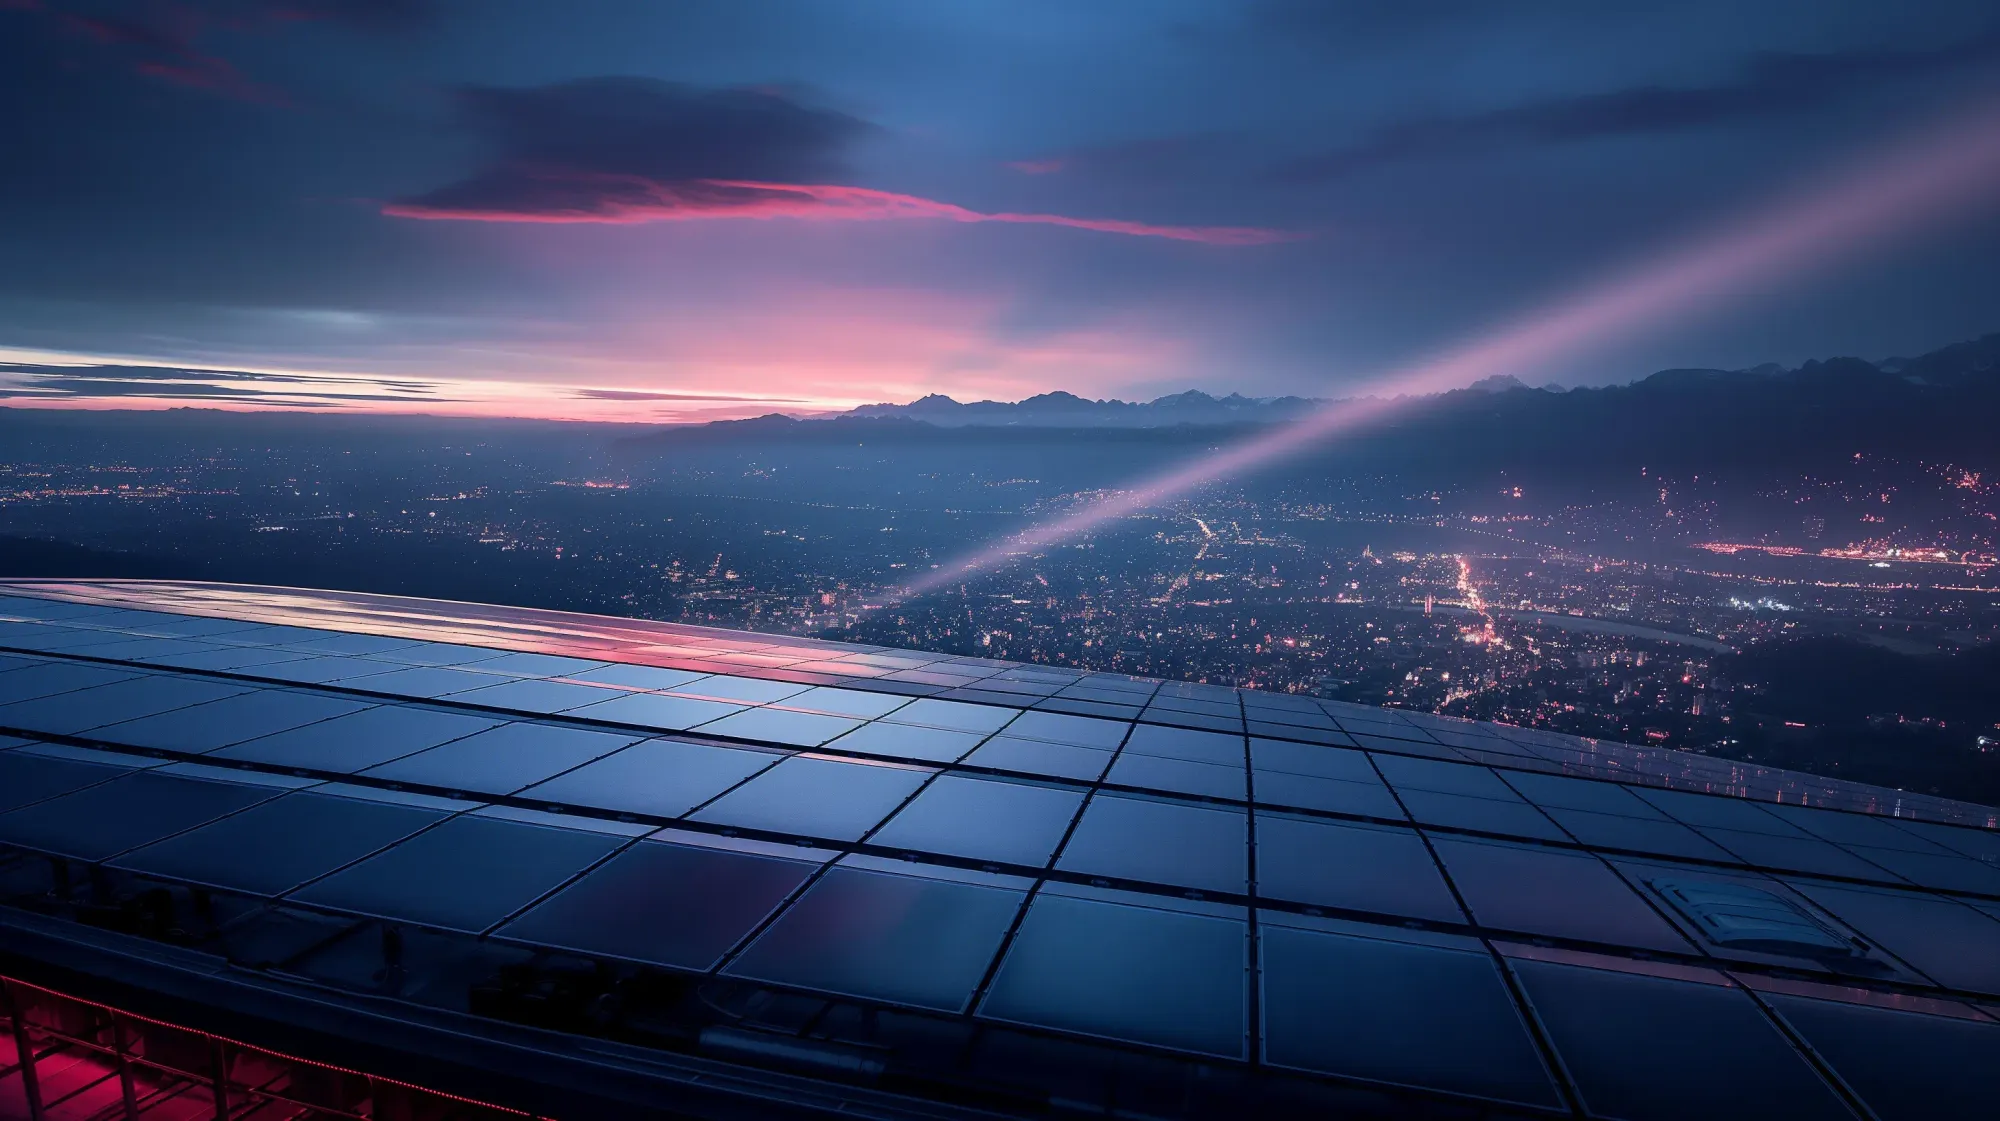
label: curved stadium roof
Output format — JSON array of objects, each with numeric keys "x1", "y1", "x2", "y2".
[{"x1": 0, "y1": 579, "x2": 1996, "y2": 1120}]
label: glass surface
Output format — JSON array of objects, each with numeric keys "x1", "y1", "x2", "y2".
[
  {"x1": 1766, "y1": 992, "x2": 2000, "y2": 1121},
  {"x1": 1844, "y1": 845, "x2": 2000, "y2": 895},
  {"x1": 1121, "y1": 724, "x2": 1244, "y2": 766},
  {"x1": 871, "y1": 775, "x2": 1085, "y2": 867},
  {"x1": 292, "y1": 814, "x2": 627, "y2": 932},
  {"x1": 458, "y1": 651, "x2": 609, "y2": 677},
  {"x1": 111, "y1": 790, "x2": 450, "y2": 896},
  {"x1": 695, "y1": 707, "x2": 865, "y2": 748},
  {"x1": 1763, "y1": 803, "x2": 1951, "y2": 853},
  {"x1": 1055, "y1": 794, "x2": 1247, "y2": 894},
  {"x1": 1543, "y1": 808, "x2": 1738, "y2": 862},
  {"x1": 1253, "y1": 737, "x2": 1379, "y2": 779},
  {"x1": 774, "y1": 687, "x2": 911, "y2": 719},
  {"x1": 91, "y1": 689, "x2": 375, "y2": 753},
  {"x1": 980, "y1": 890, "x2": 1246, "y2": 1057},
  {"x1": 0, "y1": 771, "x2": 279, "y2": 860},
  {"x1": 245, "y1": 655, "x2": 413, "y2": 684},
  {"x1": 1105, "y1": 752, "x2": 1247, "y2": 800},
  {"x1": 1261, "y1": 922, "x2": 1557, "y2": 1107},
  {"x1": 880, "y1": 698, "x2": 1019, "y2": 733},
  {"x1": 1252, "y1": 771, "x2": 1408, "y2": 818},
  {"x1": 728, "y1": 864, "x2": 1026, "y2": 1011},
  {"x1": 441, "y1": 677, "x2": 624, "y2": 714},
  {"x1": 1697, "y1": 828, "x2": 1897, "y2": 881},
  {"x1": 668, "y1": 675, "x2": 811, "y2": 704},
  {"x1": 0, "y1": 661, "x2": 143, "y2": 705},
  {"x1": 690, "y1": 755, "x2": 933, "y2": 841},
  {"x1": 824, "y1": 721, "x2": 987, "y2": 763},
  {"x1": 1632, "y1": 788, "x2": 1803, "y2": 835},
  {"x1": 1397, "y1": 790, "x2": 1569, "y2": 841},
  {"x1": 1255, "y1": 815, "x2": 1462, "y2": 922},
  {"x1": 963, "y1": 736, "x2": 1114, "y2": 781},
  {"x1": 336, "y1": 665, "x2": 521, "y2": 698},
  {"x1": 212, "y1": 706, "x2": 504, "y2": 772},
  {"x1": 1502, "y1": 772, "x2": 1667, "y2": 817},
  {"x1": 562, "y1": 690, "x2": 747, "y2": 730},
  {"x1": 564, "y1": 663, "x2": 708, "y2": 691},
  {"x1": 1787, "y1": 882, "x2": 2000, "y2": 993},
  {"x1": 0, "y1": 673, "x2": 248, "y2": 736},
  {"x1": 1430, "y1": 838, "x2": 1692, "y2": 952},
  {"x1": 1373, "y1": 755, "x2": 1519, "y2": 800},
  {"x1": 1512, "y1": 960, "x2": 1851, "y2": 1121},
  {"x1": 499, "y1": 837, "x2": 819, "y2": 970},
  {"x1": 0, "y1": 751, "x2": 136, "y2": 813},
  {"x1": 999, "y1": 710, "x2": 1129, "y2": 749},
  {"x1": 361, "y1": 722, "x2": 641, "y2": 794},
  {"x1": 519, "y1": 739, "x2": 780, "y2": 818},
  {"x1": 143, "y1": 647, "x2": 316, "y2": 673}
]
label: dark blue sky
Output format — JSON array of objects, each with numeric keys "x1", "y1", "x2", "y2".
[{"x1": 4, "y1": 0, "x2": 1999, "y2": 419}]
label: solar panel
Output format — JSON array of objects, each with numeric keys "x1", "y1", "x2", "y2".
[
  {"x1": 111, "y1": 787, "x2": 453, "y2": 896},
  {"x1": 980, "y1": 886, "x2": 1247, "y2": 1058},
  {"x1": 726, "y1": 859, "x2": 1028, "y2": 1012},
  {"x1": 1510, "y1": 956, "x2": 1852, "y2": 1121},
  {"x1": 290, "y1": 812, "x2": 636, "y2": 932},
  {"x1": 4, "y1": 579, "x2": 1998, "y2": 1119},
  {"x1": 498, "y1": 833, "x2": 827, "y2": 969},
  {"x1": 1259, "y1": 918, "x2": 1557, "y2": 1107}
]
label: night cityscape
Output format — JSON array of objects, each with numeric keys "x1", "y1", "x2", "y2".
[{"x1": 4, "y1": 2, "x2": 2000, "y2": 1120}]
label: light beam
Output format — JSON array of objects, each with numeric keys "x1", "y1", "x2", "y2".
[{"x1": 892, "y1": 97, "x2": 2000, "y2": 603}]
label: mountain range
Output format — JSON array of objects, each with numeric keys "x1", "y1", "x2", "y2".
[{"x1": 628, "y1": 332, "x2": 2000, "y2": 474}]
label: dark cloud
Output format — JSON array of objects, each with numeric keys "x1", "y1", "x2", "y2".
[
  {"x1": 0, "y1": 362, "x2": 454, "y2": 406},
  {"x1": 392, "y1": 78, "x2": 871, "y2": 219},
  {"x1": 1282, "y1": 34, "x2": 2000, "y2": 181},
  {"x1": 387, "y1": 77, "x2": 1289, "y2": 243}
]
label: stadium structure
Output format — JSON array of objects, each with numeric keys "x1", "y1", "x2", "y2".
[{"x1": 0, "y1": 580, "x2": 1995, "y2": 1120}]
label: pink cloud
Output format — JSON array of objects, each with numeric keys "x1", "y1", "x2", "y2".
[{"x1": 383, "y1": 174, "x2": 1294, "y2": 246}]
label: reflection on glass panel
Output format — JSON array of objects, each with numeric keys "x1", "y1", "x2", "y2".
[
  {"x1": 1430, "y1": 837, "x2": 1692, "y2": 952},
  {"x1": 824, "y1": 721, "x2": 987, "y2": 763},
  {"x1": 1104, "y1": 753, "x2": 1247, "y2": 800},
  {"x1": 500, "y1": 836, "x2": 821, "y2": 970},
  {"x1": 292, "y1": 815, "x2": 628, "y2": 933},
  {"x1": 886, "y1": 698, "x2": 1019, "y2": 733},
  {"x1": 694, "y1": 707, "x2": 865, "y2": 748},
  {"x1": 1000, "y1": 711, "x2": 1129, "y2": 749},
  {"x1": 213, "y1": 705, "x2": 503, "y2": 772},
  {"x1": 1512, "y1": 958, "x2": 1851, "y2": 1121},
  {"x1": 519, "y1": 739, "x2": 781, "y2": 819},
  {"x1": 0, "y1": 771, "x2": 281, "y2": 861},
  {"x1": 1255, "y1": 815, "x2": 1461, "y2": 922},
  {"x1": 963, "y1": 736, "x2": 1114, "y2": 782},
  {"x1": 1765, "y1": 992, "x2": 2000, "y2": 1121},
  {"x1": 728, "y1": 863, "x2": 1026, "y2": 1011},
  {"x1": 980, "y1": 888, "x2": 1246, "y2": 1058},
  {"x1": 872, "y1": 775, "x2": 1085, "y2": 867},
  {"x1": 1055, "y1": 794, "x2": 1247, "y2": 895},
  {"x1": 690, "y1": 755, "x2": 932, "y2": 841},
  {"x1": 1261, "y1": 920, "x2": 1557, "y2": 1107},
  {"x1": 111, "y1": 790, "x2": 451, "y2": 896},
  {"x1": 1787, "y1": 881, "x2": 2000, "y2": 994},
  {"x1": 92, "y1": 689, "x2": 375, "y2": 753},
  {"x1": 361, "y1": 722, "x2": 641, "y2": 795}
]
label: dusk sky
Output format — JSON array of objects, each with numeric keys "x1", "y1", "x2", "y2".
[{"x1": 5, "y1": 0, "x2": 2000, "y2": 420}]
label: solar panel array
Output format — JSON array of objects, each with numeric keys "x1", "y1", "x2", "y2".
[{"x1": 1, "y1": 580, "x2": 1997, "y2": 1118}]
